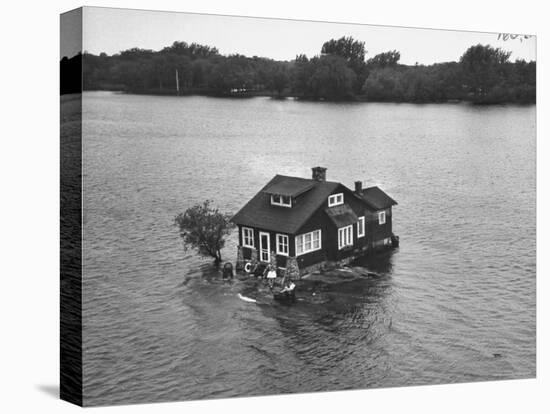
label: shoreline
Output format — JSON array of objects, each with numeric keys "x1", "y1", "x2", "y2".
[{"x1": 77, "y1": 89, "x2": 536, "y2": 105}]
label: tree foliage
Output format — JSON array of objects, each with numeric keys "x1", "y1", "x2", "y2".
[
  {"x1": 367, "y1": 50, "x2": 401, "y2": 67},
  {"x1": 174, "y1": 200, "x2": 234, "y2": 264},
  {"x1": 321, "y1": 36, "x2": 366, "y2": 65},
  {"x1": 292, "y1": 55, "x2": 356, "y2": 100},
  {"x1": 360, "y1": 45, "x2": 535, "y2": 104},
  {"x1": 321, "y1": 36, "x2": 367, "y2": 93},
  {"x1": 267, "y1": 65, "x2": 290, "y2": 96},
  {"x1": 362, "y1": 63, "x2": 462, "y2": 102},
  {"x1": 72, "y1": 39, "x2": 535, "y2": 104},
  {"x1": 458, "y1": 44, "x2": 534, "y2": 103}
]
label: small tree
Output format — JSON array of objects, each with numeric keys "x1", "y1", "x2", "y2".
[{"x1": 174, "y1": 200, "x2": 234, "y2": 264}]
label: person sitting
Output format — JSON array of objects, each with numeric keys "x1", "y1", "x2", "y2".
[{"x1": 280, "y1": 278, "x2": 296, "y2": 299}]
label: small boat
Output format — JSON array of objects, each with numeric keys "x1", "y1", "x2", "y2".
[{"x1": 238, "y1": 293, "x2": 257, "y2": 303}]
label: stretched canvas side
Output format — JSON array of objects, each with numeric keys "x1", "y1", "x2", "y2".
[{"x1": 60, "y1": 7, "x2": 83, "y2": 407}]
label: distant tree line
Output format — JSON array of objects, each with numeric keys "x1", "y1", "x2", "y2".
[{"x1": 60, "y1": 38, "x2": 535, "y2": 104}]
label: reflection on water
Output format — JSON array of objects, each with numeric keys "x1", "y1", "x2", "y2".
[{"x1": 79, "y1": 92, "x2": 535, "y2": 405}]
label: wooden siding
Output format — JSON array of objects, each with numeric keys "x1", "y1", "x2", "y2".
[
  {"x1": 295, "y1": 208, "x2": 329, "y2": 268},
  {"x1": 238, "y1": 225, "x2": 292, "y2": 267},
  {"x1": 340, "y1": 186, "x2": 369, "y2": 252},
  {"x1": 237, "y1": 183, "x2": 394, "y2": 271},
  {"x1": 366, "y1": 207, "x2": 393, "y2": 245}
]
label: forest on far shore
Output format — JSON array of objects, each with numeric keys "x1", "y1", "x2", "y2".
[{"x1": 61, "y1": 36, "x2": 536, "y2": 104}]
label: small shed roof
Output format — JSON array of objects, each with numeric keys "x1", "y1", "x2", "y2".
[{"x1": 360, "y1": 186, "x2": 398, "y2": 210}]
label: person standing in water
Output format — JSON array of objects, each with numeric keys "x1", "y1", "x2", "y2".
[{"x1": 265, "y1": 264, "x2": 277, "y2": 288}]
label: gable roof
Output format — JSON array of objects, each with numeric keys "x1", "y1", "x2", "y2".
[
  {"x1": 231, "y1": 175, "x2": 340, "y2": 234},
  {"x1": 262, "y1": 179, "x2": 315, "y2": 197},
  {"x1": 359, "y1": 186, "x2": 398, "y2": 210}
]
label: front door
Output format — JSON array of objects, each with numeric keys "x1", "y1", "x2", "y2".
[{"x1": 259, "y1": 231, "x2": 270, "y2": 263}]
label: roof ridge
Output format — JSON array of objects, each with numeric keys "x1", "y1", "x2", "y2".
[{"x1": 275, "y1": 174, "x2": 342, "y2": 185}]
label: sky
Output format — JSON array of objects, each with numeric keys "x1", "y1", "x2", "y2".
[
  {"x1": 60, "y1": 8, "x2": 81, "y2": 60},
  {"x1": 62, "y1": 6, "x2": 536, "y2": 65}
]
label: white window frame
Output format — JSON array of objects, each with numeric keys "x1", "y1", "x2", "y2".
[
  {"x1": 276, "y1": 234, "x2": 289, "y2": 256},
  {"x1": 259, "y1": 231, "x2": 270, "y2": 263},
  {"x1": 271, "y1": 194, "x2": 292, "y2": 208},
  {"x1": 295, "y1": 229, "x2": 322, "y2": 256},
  {"x1": 357, "y1": 216, "x2": 365, "y2": 238},
  {"x1": 338, "y1": 225, "x2": 353, "y2": 250},
  {"x1": 242, "y1": 227, "x2": 255, "y2": 248},
  {"x1": 328, "y1": 193, "x2": 344, "y2": 207},
  {"x1": 378, "y1": 211, "x2": 386, "y2": 225}
]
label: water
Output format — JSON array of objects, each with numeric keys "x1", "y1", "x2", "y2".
[{"x1": 78, "y1": 91, "x2": 535, "y2": 406}]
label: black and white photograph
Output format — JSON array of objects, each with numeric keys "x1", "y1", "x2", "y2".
[
  {"x1": 57, "y1": 5, "x2": 539, "y2": 407},
  {"x1": 5, "y1": 0, "x2": 550, "y2": 411}
]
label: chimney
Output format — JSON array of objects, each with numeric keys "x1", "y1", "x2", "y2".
[
  {"x1": 354, "y1": 180, "x2": 363, "y2": 194},
  {"x1": 311, "y1": 166, "x2": 327, "y2": 182}
]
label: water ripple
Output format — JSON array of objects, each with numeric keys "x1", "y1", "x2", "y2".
[{"x1": 76, "y1": 92, "x2": 535, "y2": 405}]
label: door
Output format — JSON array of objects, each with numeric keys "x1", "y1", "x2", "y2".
[{"x1": 259, "y1": 231, "x2": 270, "y2": 263}]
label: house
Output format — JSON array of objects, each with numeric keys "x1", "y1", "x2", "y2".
[{"x1": 230, "y1": 167, "x2": 398, "y2": 279}]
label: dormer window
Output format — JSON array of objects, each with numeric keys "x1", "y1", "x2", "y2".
[
  {"x1": 328, "y1": 193, "x2": 344, "y2": 207},
  {"x1": 271, "y1": 194, "x2": 292, "y2": 207}
]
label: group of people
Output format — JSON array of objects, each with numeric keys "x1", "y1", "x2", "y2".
[
  {"x1": 263, "y1": 264, "x2": 296, "y2": 302},
  {"x1": 237, "y1": 261, "x2": 296, "y2": 302}
]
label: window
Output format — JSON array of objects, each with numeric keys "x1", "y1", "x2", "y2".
[
  {"x1": 378, "y1": 211, "x2": 386, "y2": 225},
  {"x1": 271, "y1": 194, "x2": 292, "y2": 207},
  {"x1": 295, "y1": 230, "x2": 321, "y2": 256},
  {"x1": 328, "y1": 193, "x2": 344, "y2": 207},
  {"x1": 338, "y1": 225, "x2": 353, "y2": 249},
  {"x1": 357, "y1": 216, "x2": 365, "y2": 238},
  {"x1": 276, "y1": 234, "x2": 289, "y2": 256},
  {"x1": 242, "y1": 227, "x2": 254, "y2": 248}
]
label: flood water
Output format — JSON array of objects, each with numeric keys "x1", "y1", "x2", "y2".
[{"x1": 79, "y1": 91, "x2": 535, "y2": 405}]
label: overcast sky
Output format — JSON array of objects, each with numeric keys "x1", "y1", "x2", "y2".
[{"x1": 62, "y1": 6, "x2": 536, "y2": 64}]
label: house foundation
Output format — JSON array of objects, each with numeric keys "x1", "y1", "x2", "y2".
[{"x1": 236, "y1": 235, "x2": 398, "y2": 280}]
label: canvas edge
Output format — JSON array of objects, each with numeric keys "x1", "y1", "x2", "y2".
[{"x1": 60, "y1": 6, "x2": 84, "y2": 407}]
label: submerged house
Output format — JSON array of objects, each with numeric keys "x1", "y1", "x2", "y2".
[{"x1": 231, "y1": 167, "x2": 398, "y2": 279}]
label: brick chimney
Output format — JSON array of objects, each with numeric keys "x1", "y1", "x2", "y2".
[
  {"x1": 311, "y1": 166, "x2": 327, "y2": 182},
  {"x1": 354, "y1": 180, "x2": 363, "y2": 194}
]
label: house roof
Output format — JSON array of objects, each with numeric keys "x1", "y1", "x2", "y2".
[
  {"x1": 231, "y1": 175, "x2": 340, "y2": 234},
  {"x1": 262, "y1": 180, "x2": 315, "y2": 197},
  {"x1": 359, "y1": 186, "x2": 398, "y2": 210},
  {"x1": 324, "y1": 204, "x2": 358, "y2": 228}
]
